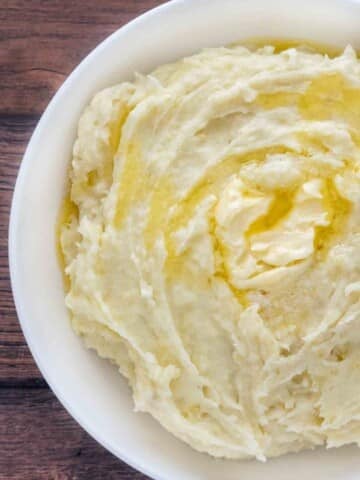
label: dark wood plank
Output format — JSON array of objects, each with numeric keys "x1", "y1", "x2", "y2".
[
  {"x1": 0, "y1": 388, "x2": 151, "y2": 479},
  {"x1": 0, "y1": 0, "x2": 166, "y2": 116}
]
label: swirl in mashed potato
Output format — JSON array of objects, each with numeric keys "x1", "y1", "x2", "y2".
[{"x1": 60, "y1": 43, "x2": 360, "y2": 460}]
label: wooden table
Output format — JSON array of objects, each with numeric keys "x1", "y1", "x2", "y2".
[{"x1": 0, "y1": 2, "x2": 166, "y2": 478}]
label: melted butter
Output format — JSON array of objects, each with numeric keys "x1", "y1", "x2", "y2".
[
  {"x1": 246, "y1": 70, "x2": 360, "y2": 260},
  {"x1": 164, "y1": 252, "x2": 211, "y2": 292},
  {"x1": 256, "y1": 73, "x2": 360, "y2": 143},
  {"x1": 209, "y1": 214, "x2": 250, "y2": 308},
  {"x1": 87, "y1": 169, "x2": 99, "y2": 187},
  {"x1": 60, "y1": 39, "x2": 358, "y2": 308},
  {"x1": 162, "y1": 147, "x2": 293, "y2": 306},
  {"x1": 242, "y1": 38, "x2": 344, "y2": 57},
  {"x1": 114, "y1": 143, "x2": 145, "y2": 229},
  {"x1": 59, "y1": 103, "x2": 132, "y2": 289},
  {"x1": 109, "y1": 107, "x2": 131, "y2": 152},
  {"x1": 144, "y1": 177, "x2": 176, "y2": 251},
  {"x1": 164, "y1": 203, "x2": 250, "y2": 306},
  {"x1": 246, "y1": 190, "x2": 296, "y2": 237},
  {"x1": 256, "y1": 92, "x2": 300, "y2": 110},
  {"x1": 244, "y1": 177, "x2": 351, "y2": 258},
  {"x1": 115, "y1": 43, "x2": 360, "y2": 241},
  {"x1": 299, "y1": 73, "x2": 360, "y2": 145},
  {"x1": 315, "y1": 179, "x2": 352, "y2": 255},
  {"x1": 162, "y1": 147, "x2": 290, "y2": 250},
  {"x1": 56, "y1": 192, "x2": 78, "y2": 291},
  {"x1": 164, "y1": 146, "x2": 292, "y2": 253}
]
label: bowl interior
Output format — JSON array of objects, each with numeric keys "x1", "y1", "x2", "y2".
[{"x1": 9, "y1": 0, "x2": 360, "y2": 479}]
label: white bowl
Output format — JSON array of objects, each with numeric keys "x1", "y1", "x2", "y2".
[{"x1": 9, "y1": 0, "x2": 360, "y2": 478}]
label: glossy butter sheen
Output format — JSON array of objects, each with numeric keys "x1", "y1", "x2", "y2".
[{"x1": 60, "y1": 44, "x2": 360, "y2": 460}]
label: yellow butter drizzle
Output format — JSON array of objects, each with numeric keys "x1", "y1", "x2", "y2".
[
  {"x1": 113, "y1": 143, "x2": 145, "y2": 229},
  {"x1": 246, "y1": 190, "x2": 296, "y2": 238},
  {"x1": 256, "y1": 92, "x2": 300, "y2": 110},
  {"x1": 58, "y1": 101, "x2": 132, "y2": 290},
  {"x1": 299, "y1": 73, "x2": 360, "y2": 148},
  {"x1": 242, "y1": 38, "x2": 344, "y2": 57},
  {"x1": 59, "y1": 40, "x2": 358, "y2": 305},
  {"x1": 56, "y1": 192, "x2": 78, "y2": 291},
  {"x1": 163, "y1": 146, "x2": 292, "y2": 251},
  {"x1": 160, "y1": 146, "x2": 293, "y2": 302},
  {"x1": 144, "y1": 177, "x2": 176, "y2": 251},
  {"x1": 155, "y1": 70, "x2": 359, "y2": 296},
  {"x1": 315, "y1": 179, "x2": 352, "y2": 256}
]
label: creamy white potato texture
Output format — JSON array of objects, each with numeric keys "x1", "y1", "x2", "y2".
[{"x1": 61, "y1": 44, "x2": 360, "y2": 460}]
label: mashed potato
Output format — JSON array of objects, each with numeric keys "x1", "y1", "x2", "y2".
[{"x1": 60, "y1": 43, "x2": 360, "y2": 460}]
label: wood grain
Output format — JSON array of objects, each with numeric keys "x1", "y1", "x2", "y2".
[
  {"x1": 0, "y1": 0, "x2": 165, "y2": 115},
  {"x1": 0, "y1": 388, "x2": 149, "y2": 480},
  {"x1": 0, "y1": 1, "x2": 165, "y2": 478}
]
